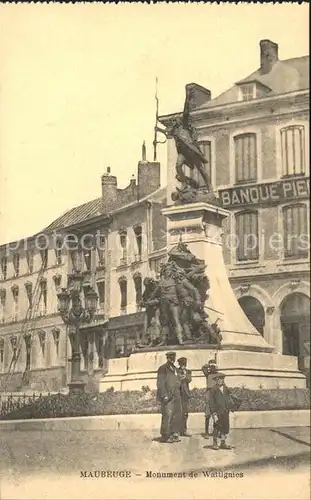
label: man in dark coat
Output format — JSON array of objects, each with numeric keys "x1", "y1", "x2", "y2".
[
  {"x1": 202, "y1": 359, "x2": 218, "y2": 438},
  {"x1": 156, "y1": 351, "x2": 183, "y2": 443},
  {"x1": 177, "y1": 357, "x2": 192, "y2": 436},
  {"x1": 209, "y1": 372, "x2": 241, "y2": 450}
]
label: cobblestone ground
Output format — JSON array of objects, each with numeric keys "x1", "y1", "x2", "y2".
[{"x1": 0, "y1": 427, "x2": 310, "y2": 500}]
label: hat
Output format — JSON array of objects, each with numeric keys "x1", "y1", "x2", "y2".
[
  {"x1": 213, "y1": 372, "x2": 226, "y2": 380},
  {"x1": 177, "y1": 357, "x2": 187, "y2": 365},
  {"x1": 166, "y1": 351, "x2": 176, "y2": 359}
]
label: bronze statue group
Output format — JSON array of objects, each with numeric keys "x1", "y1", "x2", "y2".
[
  {"x1": 138, "y1": 243, "x2": 222, "y2": 349},
  {"x1": 156, "y1": 352, "x2": 242, "y2": 450}
]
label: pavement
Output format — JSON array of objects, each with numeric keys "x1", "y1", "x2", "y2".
[{"x1": 0, "y1": 427, "x2": 310, "y2": 500}]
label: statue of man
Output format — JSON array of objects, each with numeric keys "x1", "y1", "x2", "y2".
[
  {"x1": 145, "y1": 262, "x2": 185, "y2": 345},
  {"x1": 164, "y1": 87, "x2": 212, "y2": 191}
]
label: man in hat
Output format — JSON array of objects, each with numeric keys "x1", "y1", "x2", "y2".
[
  {"x1": 209, "y1": 372, "x2": 234, "y2": 450},
  {"x1": 156, "y1": 351, "x2": 183, "y2": 443},
  {"x1": 202, "y1": 359, "x2": 218, "y2": 438},
  {"x1": 177, "y1": 357, "x2": 192, "y2": 436}
]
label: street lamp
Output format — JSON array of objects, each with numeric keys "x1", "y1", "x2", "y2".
[{"x1": 57, "y1": 272, "x2": 98, "y2": 394}]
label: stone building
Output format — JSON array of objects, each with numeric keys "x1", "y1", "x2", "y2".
[
  {"x1": 0, "y1": 148, "x2": 166, "y2": 392},
  {"x1": 160, "y1": 39, "x2": 310, "y2": 377},
  {"x1": 0, "y1": 233, "x2": 67, "y2": 391}
]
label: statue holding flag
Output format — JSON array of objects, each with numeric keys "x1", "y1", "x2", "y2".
[{"x1": 155, "y1": 84, "x2": 215, "y2": 203}]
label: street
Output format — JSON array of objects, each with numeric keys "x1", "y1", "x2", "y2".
[{"x1": 0, "y1": 426, "x2": 310, "y2": 499}]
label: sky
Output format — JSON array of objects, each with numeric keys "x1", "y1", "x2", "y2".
[{"x1": 0, "y1": 3, "x2": 309, "y2": 244}]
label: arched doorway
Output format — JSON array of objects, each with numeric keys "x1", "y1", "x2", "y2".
[
  {"x1": 280, "y1": 293, "x2": 310, "y2": 374},
  {"x1": 238, "y1": 296, "x2": 265, "y2": 335}
]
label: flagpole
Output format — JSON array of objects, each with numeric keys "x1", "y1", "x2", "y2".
[{"x1": 153, "y1": 77, "x2": 159, "y2": 161}]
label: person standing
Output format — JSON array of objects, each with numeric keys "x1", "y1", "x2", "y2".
[
  {"x1": 177, "y1": 357, "x2": 192, "y2": 437},
  {"x1": 202, "y1": 359, "x2": 218, "y2": 438},
  {"x1": 156, "y1": 352, "x2": 183, "y2": 443},
  {"x1": 209, "y1": 372, "x2": 234, "y2": 450}
]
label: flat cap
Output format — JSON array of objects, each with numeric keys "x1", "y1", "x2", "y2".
[
  {"x1": 166, "y1": 351, "x2": 176, "y2": 358},
  {"x1": 177, "y1": 357, "x2": 187, "y2": 364}
]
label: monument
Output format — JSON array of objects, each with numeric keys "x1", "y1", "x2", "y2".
[{"x1": 99, "y1": 86, "x2": 306, "y2": 392}]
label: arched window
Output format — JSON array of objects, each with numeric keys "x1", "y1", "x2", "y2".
[
  {"x1": 283, "y1": 204, "x2": 309, "y2": 259},
  {"x1": 235, "y1": 211, "x2": 259, "y2": 261},
  {"x1": 133, "y1": 273, "x2": 143, "y2": 308},
  {"x1": 234, "y1": 133, "x2": 257, "y2": 183},
  {"x1": 118, "y1": 276, "x2": 127, "y2": 315},
  {"x1": 281, "y1": 126, "x2": 305, "y2": 177},
  {"x1": 238, "y1": 296, "x2": 265, "y2": 335},
  {"x1": 281, "y1": 292, "x2": 310, "y2": 373}
]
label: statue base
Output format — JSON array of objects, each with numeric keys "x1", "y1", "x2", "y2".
[{"x1": 99, "y1": 347, "x2": 306, "y2": 391}]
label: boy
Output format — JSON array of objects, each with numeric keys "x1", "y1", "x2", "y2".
[
  {"x1": 202, "y1": 359, "x2": 218, "y2": 438},
  {"x1": 209, "y1": 372, "x2": 233, "y2": 450}
]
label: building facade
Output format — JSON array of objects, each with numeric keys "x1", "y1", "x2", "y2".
[
  {"x1": 0, "y1": 149, "x2": 166, "y2": 392},
  {"x1": 160, "y1": 39, "x2": 310, "y2": 377}
]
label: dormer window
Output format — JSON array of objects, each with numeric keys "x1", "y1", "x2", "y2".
[{"x1": 239, "y1": 84, "x2": 256, "y2": 101}]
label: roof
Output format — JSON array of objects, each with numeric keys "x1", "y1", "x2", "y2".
[
  {"x1": 198, "y1": 55, "x2": 309, "y2": 109},
  {"x1": 44, "y1": 186, "x2": 166, "y2": 233},
  {"x1": 44, "y1": 197, "x2": 103, "y2": 232}
]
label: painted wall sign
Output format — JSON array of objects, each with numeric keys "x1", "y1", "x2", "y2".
[{"x1": 219, "y1": 177, "x2": 310, "y2": 208}]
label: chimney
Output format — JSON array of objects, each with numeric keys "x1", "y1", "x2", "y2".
[
  {"x1": 101, "y1": 166, "x2": 118, "y2": 213},
  {"x1": 142, "y1": 141, "x2": 147, "y2": 161},
  {"x1": 138, "y1": 161, "x2": 160, "y2": 200},
  {"x1": 260, "y1": 39, "x2": 279, "y2": 75},
  {"x1": 185, "y1": 83, "x2": 211, "y2": 110}
]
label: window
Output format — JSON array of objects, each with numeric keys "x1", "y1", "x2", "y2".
[
  {"x1": 97, "y1": 234, "x2": 106, "y2": 267},
  {"x1": 239, "y1": 84, "x2": 255, "y2": 101},
  {"x1": 52, "y1": 328, "x2": 60, "y2": 357},
  {"x1": 190, "y1": 141, "x2": 212, "y2": 188},
  {"x1": 133, "y1": 274, "x2": 142, "y2": 309},
  {"x1": 38, "y1": 330, "x2": 46, "y2": 358},
  {"x1": 133, "y1": 225, "x2": 143, "y2": 259},
  {"x1": 96, "y1": 333, "x2": 104, "y2": 369},
  {"x1": 119, "y1": 232, "x2": 127, "y2": 264},
  {"x1": 13, "y1": 254, "x2": 20, "y2": 277},
  {"x1": 40, "y1": 249, "x2": 48, "y2": 269},
  {"x1": 11, "y1": 286, "x2": 19, "y2": 321},
  {"x1": 235, "y1": 211, "x2": 259, "y2": 262},
  {"x1": 10, "y1": 336, "x2": 18, "y2": 363},
  {"x1": 97, "y1": 281, "x2": 106, "y2": 313},
  {"x1": 283, "y1": 204, "x2": 309, "y2": 259},
  {"x1": 0, "y1": 338, "x2": 4, "y2": 372},
  {"x1": 55, "y1": 239, "x2": 62, "y2": 265},
  {"x1": 1, "y1": 256, "x2": 7, "y2": 280},
  {"x1": 81, "y1": 333, "x2": 89, "y2": 371},
  {"x1": 82, "y1": 237, "x2": 93, "y2": 271},
  {"x1": 24, "y1": 334, "x2": 31, "y2": 372},
  {"x1": 281, "y1": 126, "x2": 305, "y2": 177},
  {"x1": 119, "y1": 277, "x2": 127, "y2": 314},
  {"x1": 0, "y1": 289, "x2": 6, "y2": 324},
  {"x1": 83, "y1": 249, "x2": 92, "y2": 271},
  {"x1": 40, "y1": 280, "x2": 47, "y2": 315},
  {"x1": 234, "y1": 134, "x2": 257, "y2": 184},
  {"x1": 26, "y1": 250, "x2": 34, "y2": 273},
  {"x1": 25, "y1": 282, "x2": 33, "y2": 310}
]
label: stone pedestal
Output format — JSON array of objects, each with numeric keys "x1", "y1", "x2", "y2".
[
  {"x1": 99, "y1": 347, "x2": 306, "y2": 391},
  {"x1": 162, "y1": 202, "x2": 274, "y2": 351},
  {"x1": 99, "y1": 201, "x2": 306, "y2": 391}
]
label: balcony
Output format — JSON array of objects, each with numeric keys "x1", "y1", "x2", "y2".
[
  {"x1": 131, "y1": 254, "x2": 142, "y2": 267},
  {"x1": 117, "y1": 257, "x2": 128, "y2": 269}
]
